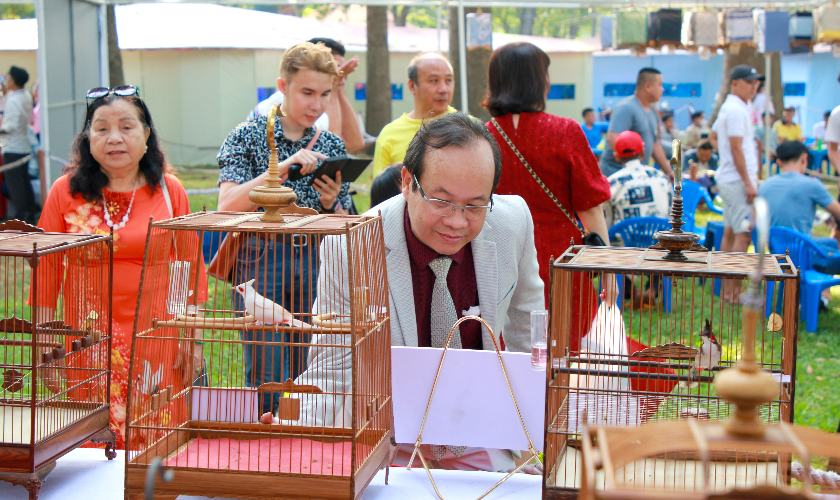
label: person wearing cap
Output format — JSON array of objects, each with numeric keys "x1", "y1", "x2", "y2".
[
  {"x1": 599, "y1": 67, "x2": 674, "y2": 180},
  {"x1": 607, "y1": 130, "x2": 672, "y2": 307},
  {"x1": 247, "y1": 38, "x2": 365, "y2": 154},
  {"x1": 773, "y1": 106, "x2": 804, "y2": 144},
  {"x1": 681, "y1": 110, "x2": 708, "y2": 150},
  {"x1": 606, "y1": 130, "x2": 672, "y2": 228},
  {"x1": 0, "y1": 65, "x2": 37, "y2": 224},
  {"x1": 711, "y1": 64, "x2": 762, "y2": 301}
]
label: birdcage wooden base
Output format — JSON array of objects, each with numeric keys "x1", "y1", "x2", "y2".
[
  {"x1": 0, "y1": 405, "x2": 113, "y2": 499},
  {"x1": 544, "y1": 443, "x2": 781, "y2": 496},
  {"x1": 125, "y1": 428, "x2": 394, "y2": 499}
]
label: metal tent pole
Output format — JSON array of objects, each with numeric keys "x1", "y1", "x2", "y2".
[{"x1": 457, "y1": 0, "x2": 468, "y2": 115}]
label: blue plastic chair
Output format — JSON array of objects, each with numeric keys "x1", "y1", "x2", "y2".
[
  {"x1": 681, "y1": 179, "x2": 723, "y2": 236},
  {"x1": 768, "y1": 226, "x2": 840, "y2": 333},
  {"x1": 608, "y1": 216, "x2": 672, "y2": 247},
  {"x1": 608, "y1": 216, "x2": 673, "y2": 312}
]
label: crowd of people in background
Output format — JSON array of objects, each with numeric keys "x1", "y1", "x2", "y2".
[{"x1": 3, "y1": 37, "x2": 840, "y2": 467}]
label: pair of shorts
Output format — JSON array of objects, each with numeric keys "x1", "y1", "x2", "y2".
[{"x1": 717, "y1": 181, "x2": 753, "y2": 234}]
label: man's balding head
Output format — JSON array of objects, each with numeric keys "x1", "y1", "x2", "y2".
[{"x1": 406, "y1": 53, "x2": 454, "y2": 119}]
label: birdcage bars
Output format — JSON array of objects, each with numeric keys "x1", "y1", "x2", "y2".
[
  {"x1": 124, "y1": 211, "x2": 394, "y2": 500},
  {"x1": 543, "y1": 245, "x2": 798, "y2": 498},
  {"x1": 0, "y1": 223, "x2": 115, "y2": 500}
]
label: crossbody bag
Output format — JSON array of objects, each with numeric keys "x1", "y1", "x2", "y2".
[{"x1": 490, "y1": 117, "x2": 606, "y2": 246}]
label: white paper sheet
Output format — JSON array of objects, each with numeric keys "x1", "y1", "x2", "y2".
[{"x1": 391, "y1": 347, "x2": 545, "y2": 451}]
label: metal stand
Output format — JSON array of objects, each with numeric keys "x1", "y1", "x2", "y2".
[
  {"x1": 649, "y1": 138, "x2": 708, "y2": 262},
  {"x1": 407, "y1": 315, "x2": 542, "y2": 499}
]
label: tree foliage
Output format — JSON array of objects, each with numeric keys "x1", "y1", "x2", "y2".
[
  {"x1": 492, "y1": 7, "x2": 599, "y2": 38},
  {"x1": 0, "y1": 5, "x2": 35, "y2": 19}
]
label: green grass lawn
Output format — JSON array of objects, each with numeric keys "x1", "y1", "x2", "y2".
[{"x1": 166, "y1": 167, "x2": 840, "y2": 432}]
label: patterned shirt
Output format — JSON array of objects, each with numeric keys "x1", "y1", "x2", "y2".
[
  {"x1": 217, "y1": 115, "x2": 350, "y2": 211},
  {"x1": 607, "y1": 159, "x2": 673, "y2": 226}
]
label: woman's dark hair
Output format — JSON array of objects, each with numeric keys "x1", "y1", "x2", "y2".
[
  {"x1": 484, "y1": 42, "x2": 549, "y2": 117},
  {"x1": 370, "y1": 164, "x2": 403, "y2": 207},
  {"x1": 69, "y1": 94, "x2": 166, "y2": 201}
]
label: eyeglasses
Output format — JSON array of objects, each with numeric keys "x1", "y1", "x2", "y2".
[
  {"x1": 85, "y1": 85, "x2": 139, "y2": 106},
  {"x1": 412, "y1": 175, "x2": 492, "y2": 221}
]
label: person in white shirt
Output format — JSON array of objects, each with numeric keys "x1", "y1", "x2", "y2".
[
  {"x1": 812, "y1": 110, "x2": 830, "y2": 148},
  {"x1": 711, "y1": 64, "x2": 761, "y2": 301},
  {"x1": 826, "y1": 72, "x2": 840, "y2": 178},
  {"x1": 0, "y1": 66, "x2": 37, "y2": 223},
  {"x1": 247, "y1": 38, "x2": 365, "y2": 154}
]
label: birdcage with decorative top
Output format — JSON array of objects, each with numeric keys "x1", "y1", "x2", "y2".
[
  {"x1": 0, "y1": 220, "x2": 115, "y2": 500},
  {"x1": 124, "y1": 108, "x2": 394, "y2": 499},
  {"x1": 542, "y1": 145, "x2": 800, "y2": 498},
  {"x1": 576, "y1": 198, "x2": 840, "y2": 499}
]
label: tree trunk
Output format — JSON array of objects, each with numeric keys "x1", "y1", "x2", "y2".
[
  {"x1": 365, "y1": 6, "x2": 391, "y2": 136},
  {"x1": 519, "y1": 7, "x2": 536, "y2": 35},
  {"x1": 392, "y1": 6, "x2": 410, "y2": 27},
  {"x1": 709, "y1": 45, "x2": 780, "y2": 125},
  {"x1": 106, "y1": 5, "x2": 124, "y2": 87},
  {"x1": 448, "y1": 7, "x2": 491, "y2": 121}
]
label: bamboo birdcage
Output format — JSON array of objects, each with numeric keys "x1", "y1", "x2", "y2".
[
  {"x1": 123, "y1": 211, "x2": 394, "y2": 499},
  {"x1": 577, "y1": 198, "x2": 840, "y2": 499},
  {"x1": 542, "y1": 142, "x2": 799, "y2": 497},
  {"x1": 543, "y1": 245, "x2": 798, "y2": 497},
  {"x1": 0, "y1": 220, "x2": 115, "y2": 500}
]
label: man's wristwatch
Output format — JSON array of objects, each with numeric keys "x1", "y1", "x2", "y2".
[{"x1": 320, "y1": 200, "x2": 339, "y2": 214}]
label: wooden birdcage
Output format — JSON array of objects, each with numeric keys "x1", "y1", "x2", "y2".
[
  {"x1": 577, "y1": 198, "x2": 840, "y2": 499},
  {"x1": 542, "y1": 240, "x2": 799, "y2": 497},
  {"x1": 0, "y1": 221, "x2": 115, "y2": 500},
  {"x1": 123, "y1": 211, "x2": 394, "y2": 499},
  {"x1": 543, "y1": 244, "x2": 798, "y2": 497},
  {"x1": 543, "y1": 141, "x2": 800, "y2": 498}
]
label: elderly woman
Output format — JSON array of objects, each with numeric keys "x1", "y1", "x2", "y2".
[
  {"x1": 484, "y1": 42, "x2": 612, "y2": 352},
  {"x1": 37, "y1": 86, "x2": 205, "y2": 448},
  {"x1": 217, "y1": 42, "x2": 350, "y2": 413}
]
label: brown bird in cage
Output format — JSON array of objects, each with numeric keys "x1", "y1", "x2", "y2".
[{"x1": 691, "y1": 319, "x2": 721, "y2": 381}]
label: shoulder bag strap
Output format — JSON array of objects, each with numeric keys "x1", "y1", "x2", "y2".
[
  {"x1": 490, "y1": 118, "x2": 585, "y2": 238},
  {"x1": 160, "y1": 173, "x2": 174, "y2": 218}
]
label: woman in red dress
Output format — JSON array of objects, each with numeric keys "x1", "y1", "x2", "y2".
[
  {"x1": 485, "y1": 42, "x2": 611, "y2": 352},
  {"x1": 37, "y1": 87, "x2": 207, "y2": 448}
]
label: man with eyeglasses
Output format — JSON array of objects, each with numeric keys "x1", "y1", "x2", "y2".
[{"x1": 299, "y1": 113, "x2": 544, "y2": 472}]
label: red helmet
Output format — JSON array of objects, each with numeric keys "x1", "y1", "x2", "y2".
[{"x1": 613, "y1": 130, "x2": 644, "y2": 160}]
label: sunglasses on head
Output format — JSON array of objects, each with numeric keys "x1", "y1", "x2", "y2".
[{"x1": 85, "y1": 85, "x2": 139, "y2": 105}]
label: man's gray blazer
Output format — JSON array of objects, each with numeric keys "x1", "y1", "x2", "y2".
[{"x1": 294, "y1": 194, "x2": 544, "y2": 426}]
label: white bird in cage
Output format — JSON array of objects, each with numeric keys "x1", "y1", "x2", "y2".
[
  {"x1": 233, "y1": 279, "x2": 305, "y2": 327},
  {"x1": 139, "y1": 360, "x2": 163, "y2": 395},
  {"x1": 691, "y1": 319, "x2": 722, "y2": 381}
]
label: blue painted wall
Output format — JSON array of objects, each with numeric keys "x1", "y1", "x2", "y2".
[
  {"x1": 782, "y1": 52, "x2": 840, "y2": 136},
  {"x1": 592, "y1": 53, "x2": 725, "y2": 130},
  {"x1": 590, "y1": 51, "x2": 840, "y2": 136}
]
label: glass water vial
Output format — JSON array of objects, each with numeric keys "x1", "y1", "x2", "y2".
[{"x1": 530, "y1": 309, "x2": 548, "y2": 369}]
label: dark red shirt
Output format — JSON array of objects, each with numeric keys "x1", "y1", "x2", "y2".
[{"x1": 404, "y1": 208, "x2": 482, "y2": 349}]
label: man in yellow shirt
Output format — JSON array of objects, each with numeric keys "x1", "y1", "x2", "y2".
[
  {"x1": 371, "y1": 53, "x2": 456, "y2": 178},
  {"x1": 773, "y1": 106, "x2": 804, "y2": 144}
]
